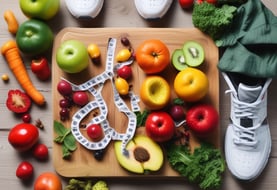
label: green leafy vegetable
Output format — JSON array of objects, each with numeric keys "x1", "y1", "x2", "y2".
[
  {"x1": 64, "y1": 179, "x2": 109, "y2": 190},
  {"x1": 192, "y1": 2, "x2": 237, "y2": 40},
  {"x1": 54, "y1": 120, "x2": 77, "y2": 159},
  {"x1": 166, "y1": 142, "x2": 225, "y2": 190},
  {"x1": 135, "y1": 110, "x2": 149, "y2": 127}
]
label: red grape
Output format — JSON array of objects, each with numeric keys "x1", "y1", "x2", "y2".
[
  {"x1": 57, "y1": 80, "x2": 72, "y2": 96},
  {"x1": 72, "y1": 91, "x2": 89, "y2": 106}
]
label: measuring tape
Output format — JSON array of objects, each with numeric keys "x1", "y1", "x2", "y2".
[{"x1": 64, "y1": 38, "x2": 140, "y2": 156}]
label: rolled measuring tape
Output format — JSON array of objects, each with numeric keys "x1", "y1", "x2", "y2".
[{"x1": 65, "y1": 38, "x2": 141, "y2": 156}]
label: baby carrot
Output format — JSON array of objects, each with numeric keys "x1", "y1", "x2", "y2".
[
  {"x1": 1, "y1": 40, "x2": 45, "y2": 106},
  {"x1": 3, "y1": 10, "x2": 19, "y2": 34}
]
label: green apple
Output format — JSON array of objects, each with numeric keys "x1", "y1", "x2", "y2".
[
  {"x1": 19, "y1": 0, "x2": 60, "y2": 20},
  {"x1": 114, "y1": 135, "x2": 164, "y2": 174},
  {"x1": 56, "y1": 40, "x2": 89, "y2": 74}
]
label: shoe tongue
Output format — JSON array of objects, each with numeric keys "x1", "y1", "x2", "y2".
[{"x1": 237, "y1": 83, "x2": 262, "y2": 103}]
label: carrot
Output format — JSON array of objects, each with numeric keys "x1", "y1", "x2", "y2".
[
  {"x1": 1, "y1": 40, "x2": 45, "y2": 106},
  {"x1": 3, "y1": 10, "x2": 19, "y2": 34}
]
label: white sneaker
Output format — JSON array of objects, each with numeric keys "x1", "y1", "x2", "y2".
[
  {"x1": 65, "y1": 0, "x2": 104, "y2": 19},
  {"x1": 134, "y1": 0, "x2": 173, "y2": 19},
  {"x1": 222, "y1": 72, "x2": 272, "y2": 180}
]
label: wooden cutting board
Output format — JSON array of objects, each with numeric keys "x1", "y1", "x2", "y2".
[{"x1": 52, "y1": 27, "x2": 219, "y2": 177}]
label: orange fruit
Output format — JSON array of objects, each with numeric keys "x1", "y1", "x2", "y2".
[{"x1": 136, "y1": 39, "x2": 170, "y2": 74}]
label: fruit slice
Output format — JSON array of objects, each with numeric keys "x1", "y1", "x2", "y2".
[
  {"x1": 114, "y1": 135, "x2": 164, "y2": 174},
  {"x1": 182, "y1": 41, "x2": 205, "y2": 67},
  {"x1": 171, "y1": 49, "x2": 188, "y2": 71},
  {"x1": 6, "y1": 89, "x2": 31, "y2": 113}
]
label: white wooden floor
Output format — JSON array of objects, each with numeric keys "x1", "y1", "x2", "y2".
[{"x1": 0, "y1": 0, "x2": 277, "y2": 189}]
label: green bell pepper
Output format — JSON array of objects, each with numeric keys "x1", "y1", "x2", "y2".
[{"x1": 16, "y1": 19, "x2": 53, "y2": 56}]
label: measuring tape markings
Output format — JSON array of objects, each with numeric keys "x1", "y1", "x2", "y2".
[{"x1": 67, "y1": 37, "x2": 141, "y2": 155}]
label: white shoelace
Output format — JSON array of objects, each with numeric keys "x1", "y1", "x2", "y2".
[{"x1": 226, "y1": 90, "x2": 262, "y2": 147}]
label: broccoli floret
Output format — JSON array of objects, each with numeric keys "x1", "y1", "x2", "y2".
[
  {"x1": 192, "y1": 2, "x2": 237, "y2": 40},
  {"x1": 92, "y1": 180, "x2": 109, "y2": 190}
]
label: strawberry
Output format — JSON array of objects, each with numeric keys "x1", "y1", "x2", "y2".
[
  {"x1": 33, "y1": 143, "x2": 49, "y2": 161},
  {"x1": 6, "y1": 89, "x2": 31, "y2": 113},
  {"x1": 16, "y1": 161, "x2": 34, "y2": 180}
]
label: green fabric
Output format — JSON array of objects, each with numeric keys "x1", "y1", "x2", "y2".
[{"x1": 217, "y1": 0, "x2": 277, "y2": 78}]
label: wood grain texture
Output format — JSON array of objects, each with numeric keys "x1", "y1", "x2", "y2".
[
  {"x1": 51, "y1": 27, "x2": 219, "y2": 177},
  {"x1": 1, "y1": 1, "x2": 277, "y2": 189}
]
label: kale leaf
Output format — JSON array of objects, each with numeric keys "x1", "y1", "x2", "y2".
[{"x1": 166, "y1": 142, "x2": 225, "y2": 190}]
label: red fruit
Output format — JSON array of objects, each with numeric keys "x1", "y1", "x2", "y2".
[
  {"x1": 6, "y1": 89, "x2": 31, "y2": 113},
  {"x1": 169, "y1": 105, "x2": 185, "y2": 121},
  {"x1": 22, "y1": 113, "x2": 31, "y2": 123},
  {"x1": 33, "y1": 143, "x2": 49, "y2": 161},
  {"x1": 72, "y1": 91, "x2": 89, "y2": 106},
  {"x1": 117, "y1": 65, "x2": 132, "y2": 80},
  {"x1": 186, "y1": 104, "x2": 219, "y2": 136},
  {"x1": 57, "y1": 80, "x2": 72, "y2": 96},
  {"x1": 8, "y1": 123, "x2": 39, "y2": 152},
  {"x1": 206, "y1": 0, "x2": 217, "y2": 5},
  {"x1": 145, "y1": 111, "x2": 175, "y2": 142},
  {"x1": 179, "y1": 0, "x2": 194, "y2": 9},
  {"x1": 87, "y1": 124, "x2": 103, "y2": 140},
  {"x1": 31, "y1": 57, "x2": 51, "y2": 81},
  {"x1": 16, "y1": 161, "x2": 34, "y2": 180}
]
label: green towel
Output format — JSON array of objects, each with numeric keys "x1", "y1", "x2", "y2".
[{"x1": 217, "y1": 0, "x2": 277, "y2": 78}]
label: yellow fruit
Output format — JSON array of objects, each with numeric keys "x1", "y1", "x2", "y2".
[
  {"x1": 140, "y1": 76, "x2": 170, "y2": 110},
  {"x1": 115, "y1": 77, "x2": 129, "y2": 96},
  {"x1": 87, "y1": 43, "x2": 101, "y2": 59},
  {"x1": 174, "y1": 67, "x2": 209, "y2": 102},
  {"x1": 116, "y1": 48, "x2": 131, "y2": 62}
]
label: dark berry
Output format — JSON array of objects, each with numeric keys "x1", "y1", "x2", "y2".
[{"x1": 93, "y1": 149, "x2": 105, "y2": 161}]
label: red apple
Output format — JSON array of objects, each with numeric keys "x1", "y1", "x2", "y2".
[
  {"x1": 186, "y1": 104, "x2": 219, "y2": 136},
  {"x1": 145, "y1": 111, "x2": 175, "y2": 142},
  {"x1": 117, "y1": 65, "x2": 132, "y2": 80}
]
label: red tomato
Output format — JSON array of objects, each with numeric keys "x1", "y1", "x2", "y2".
[
  {"x1": 34, "y1": 172, "x2": 62, "y2": 190},
  {"x1": 145, "y1": 111, "x2": 175, "y2": 142},
  {"x1": 31, "y1": 57, "x2": 51, "y2": 81},
  {"x1": 178, "y1": 0, "x2": 194, "y2": 9},
  {"x1": 8, "y1": 123, "x2": 39, "y2": 152},
  {"x1": 87, "y1": 124, "x2": 103, "y2": 141},
  {"x1": 136, "y1": 39, "x2": 170, "y2": 74},
  {"x1": 33, "y1": 143, "x2": 49, "y2": 161},
  {"x1": 16, "y1": 161, "x2": 34, "y2": 180},
  {"x1": 206, "y1": 0, "x2": 217, "y2": 5}
]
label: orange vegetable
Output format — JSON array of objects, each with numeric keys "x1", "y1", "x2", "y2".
[
  {"x1": 3, "y1": 10, "x2": 19, "y2": 34},
  {"x1": 1, "y1": 40, "x2": 45, "y2": 106}
]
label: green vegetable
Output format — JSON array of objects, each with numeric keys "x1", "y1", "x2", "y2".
[
  {"x1": 135, "y1": 110, "x2": 149, "y2": 127},
  {"x1": 92, "y1": 180, "x2": 109, "y2": 190},
  {"x1": 64, "y1": 179, "x2": 109, "y2": 190},
  {"x1": 192, "y1": 2, "x2": 237, "y2": 40},
  {"x1": 15, "y1": 19, "x2": 53, "y2": 56},
  {"x1": 54, "y1": 121, "x2": 77, "y2": 159},
  {"x1": 166, "y1": 142, "x2": 225, "y2": 190}
]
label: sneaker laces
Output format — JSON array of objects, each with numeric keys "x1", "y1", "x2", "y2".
[{"x1": 226, "y1": 89, "x2": 261, "y2": 147}]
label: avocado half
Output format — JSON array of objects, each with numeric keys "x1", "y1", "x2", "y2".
[{"x1": 114, "y1": 135, "x2": 164, "y2": 174}]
